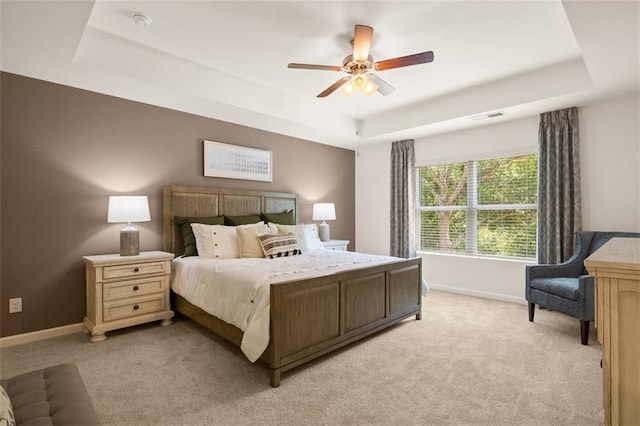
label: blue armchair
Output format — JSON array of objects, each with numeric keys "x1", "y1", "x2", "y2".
[{"x1": 526, "y1": 231, "x2": 640, "y2": 345}]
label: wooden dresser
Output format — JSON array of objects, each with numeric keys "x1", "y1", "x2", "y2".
[{"x1": 585, "y1": 238, "x2": 640, "y2": 426}]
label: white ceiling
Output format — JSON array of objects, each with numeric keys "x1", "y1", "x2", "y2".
[{"x1": 1, "y1": 1, "x2": 638, "y2": 150}]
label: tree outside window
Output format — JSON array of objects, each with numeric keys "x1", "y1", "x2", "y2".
[{"x1": 417, "y1": 154, "x2": 537, "y2": 259}]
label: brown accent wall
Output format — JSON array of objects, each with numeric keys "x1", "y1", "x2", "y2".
[{"x1": 0, "y1": 72, "x2": 355, "y2": 337}]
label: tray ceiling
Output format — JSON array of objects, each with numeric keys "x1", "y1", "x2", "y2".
[{"x1": 1, "y1": 1, "x2": 638, "y2": 149}]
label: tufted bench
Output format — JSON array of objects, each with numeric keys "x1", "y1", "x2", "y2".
[{"x1": 0, "y1": 363, "x2": 100, "y2": 425}]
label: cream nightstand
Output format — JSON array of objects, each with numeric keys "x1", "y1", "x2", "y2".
[
  {"x1": 322, "y1": 239, "x2": 350, "y2": 251},
  {"x1": 83, "y1": 251, "x2": 174, "y2": 342}
]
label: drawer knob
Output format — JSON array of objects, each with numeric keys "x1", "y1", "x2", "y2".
[
  {"x1": 133, "y1": 285, "x2": 139, "y2": 291},
  {"x1": 133, "y1": 267, "x2": 140, "y2": 273},
  {"x1": 133, "y1": 305, "x2": 139, "y2": 311}
]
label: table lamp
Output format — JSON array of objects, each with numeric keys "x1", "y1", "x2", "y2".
[
  {"x1": 312, "y1": 203, "x2": 336, "y2": 242},
  {"x1": 107, "y1": 196, "x2": 151, "y2": 256}
]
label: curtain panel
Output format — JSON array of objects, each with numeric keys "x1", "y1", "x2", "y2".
[
  {"x1": 538, "y1": 106, "x2": 582, "y2": 264},
  {"x1": 390, "y1": 139, "x2": 416, "y2": 258}
]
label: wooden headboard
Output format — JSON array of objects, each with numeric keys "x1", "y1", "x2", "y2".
[{"x1": 162, "y1": 185, "x2": 299, "y2": 256}]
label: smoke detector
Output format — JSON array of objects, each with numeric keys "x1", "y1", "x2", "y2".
[{"x1": 132, "y1": 13, "x2": 152, "y2": 27}]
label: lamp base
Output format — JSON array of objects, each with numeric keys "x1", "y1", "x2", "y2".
[
  {"x1": 120, "y1": 224, "x2": 140, "y2": 256},
  {"x1": 318, "y1": 221, "x2": 330, "y2": 242}
]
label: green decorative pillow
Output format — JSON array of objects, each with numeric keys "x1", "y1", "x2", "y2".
[
  {"x1": 262, "y1": 210, "x2": 295, "y2": 225},
  {"x1": 258, "y1": 233, "x2": 301, "y2": 259},
  {"x1": 224, "y1": 215, "x2": 262, "y2": 226},
  {"x1": 175, "y1": 216, "x2": 225, "y2": 257}
]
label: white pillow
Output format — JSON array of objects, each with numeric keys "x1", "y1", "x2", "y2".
[
  {"x1": 277, "y1": 224, "x2": 306, "y2": 249},
  {"x1": 190, "y1": 223, "x2": 239, "y2": 259},
  {"x1": 277, "y1": 223, "x2": 325, "y2": 252},
  {"x1": 266, "y1": 222, "x2": 279, "y2": 235},
  {"x1": 237, "y1": 223, "x2": 271, "y2": 258},
  {"x1": 303, "y1": 223, "x2": 325, "y2": 251}
]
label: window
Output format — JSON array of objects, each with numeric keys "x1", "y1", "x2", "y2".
[{"x1": 417, "y1": 154, "x2": 537, "y2": 259}]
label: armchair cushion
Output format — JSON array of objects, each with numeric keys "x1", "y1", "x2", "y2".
[{"x1": 530, "y1": 277, "x2": 579, "y2": 300}]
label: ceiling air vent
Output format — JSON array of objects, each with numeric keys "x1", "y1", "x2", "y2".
[{"x1": 469, "y1": 111, "x2": 505, "y2": 121}]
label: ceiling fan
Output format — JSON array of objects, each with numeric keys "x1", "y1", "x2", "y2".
[{"x1": 288, "y1": 24, "x2": 434, "y2": 98}]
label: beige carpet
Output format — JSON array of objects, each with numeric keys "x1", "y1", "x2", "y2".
[{"x1": 0, "y1": 290, "x2": 603, "y2": 425}]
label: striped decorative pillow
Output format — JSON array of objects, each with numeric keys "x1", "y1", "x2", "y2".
[{"x1": 257, "y1": 233, "x2": 301, "y2": 259}]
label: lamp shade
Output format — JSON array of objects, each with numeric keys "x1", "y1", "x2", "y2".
[
  {"x1": 107, "y1": 196, "x2": 151, "y2": 223},
  {"x1": 312, "y1": 203, "x2": 336, "y2": 221}
]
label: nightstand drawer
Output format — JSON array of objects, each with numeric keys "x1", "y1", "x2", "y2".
[
  {"x1": 103, "y1": 261, "x2": 168, "y2": 280},
  {"x1": 103, "y1": 277, "x2": 167, "y2": 301},
  {"x1": 103, "y1": 294, "x2": 165, "y2": 322},
  {"x1": 322, "y1": 240, "x2": 349, "y2": 251}
]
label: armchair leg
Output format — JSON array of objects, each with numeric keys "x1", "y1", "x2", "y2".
[
  {"x1": 528, "y1": 302, "x2": 535, "y2": 322},
  {"x1": 580, "y1": 320, "x2": 590, "y2": 345}
]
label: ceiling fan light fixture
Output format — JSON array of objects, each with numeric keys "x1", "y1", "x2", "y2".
[
  {"x1": 351, "y1": 71, "x2": 368, "y2": 91},
  {"x1": 290, "y1": 24, "x2": 432, "y2": 98},
  {"x1": 341, "y1": 71, "x2": 377, "y2": 97},
  {"x1": 341, "y1": 82, "x2": 354, "y2": 96},
  {"x1": 364, "y1": 80, "x2": 378, "y2": 96}
]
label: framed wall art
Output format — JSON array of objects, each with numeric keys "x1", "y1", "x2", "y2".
[{"x1": 203, "y1": 140, "x2": 272, "y2": 182}]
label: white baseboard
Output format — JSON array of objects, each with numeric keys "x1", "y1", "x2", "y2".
[
  {"x1": 428, "y1": 283, "x2": 527, "y2": 305},
  {"x1": 0, "y1": 323, "x2": 85, "y2": 348}
]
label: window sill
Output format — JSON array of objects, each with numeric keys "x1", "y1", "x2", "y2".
[{"x1": 416, "y1": 250, "x2": 536, "y2": 264}]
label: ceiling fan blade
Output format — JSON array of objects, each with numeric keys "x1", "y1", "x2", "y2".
[
  {"x1": 353, "y1": 24, "x2": 373, "y2": 62},
  {"x1": 288, "y1": 63, "x2": 343, "y2": 72},
  {"x1": 375, "y1": 51, "x2": 434, "y2": 71},
  {"x1": 317, "y1": 76, "x2": 351, "y2": 98},
  {"x1": 367, "y1": 74, "x2": 395, "y2": 96}
]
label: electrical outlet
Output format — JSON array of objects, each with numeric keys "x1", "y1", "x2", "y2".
[{"x1": 9, "y1": 298, "x2": 22, "y2": 313}]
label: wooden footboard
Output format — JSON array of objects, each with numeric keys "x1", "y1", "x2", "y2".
[
  {"x1": 173, "y1": 257, "x2": 421, "y2": 387},
  {"x1": 266, "y1": 257, "x2": 421, "y2": 386}
]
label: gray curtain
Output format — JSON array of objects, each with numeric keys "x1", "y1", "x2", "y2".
[
  {"x1": 538, "y1": 106, "x2": 582, "y2": 264},
  {"x1": 390, "y1": 139, "x2": 416, "y2": 258}
]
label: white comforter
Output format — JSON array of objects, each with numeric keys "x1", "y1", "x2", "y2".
[{"x1": 171, "y1": 250, "x2": 407, "y2": 362}]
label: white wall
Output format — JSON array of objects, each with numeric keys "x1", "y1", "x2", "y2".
[
  {"x1": 580, "y1": 95, "x2": 640, "y2": 231},
  {"x1": 356, "y1": 93, "x2": 640, "y2": 304},
  {"x1": 355, "y1": 143, "x2": 392, "y2": 256}
]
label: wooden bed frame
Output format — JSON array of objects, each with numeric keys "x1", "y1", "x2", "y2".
[{"x1": 163, "y1": 185, "x2": 422, "y2": 387}]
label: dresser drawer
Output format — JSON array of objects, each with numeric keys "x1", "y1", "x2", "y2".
[
  {"x1": 103, "y1": 277, "x2": 167, "y2": 301},
  {"x1": 103, "y1": 294, "x2": 165, "y2": 322},
  {"x1": 103, "y1": 261, "x2": 168, "y2": 280}
]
